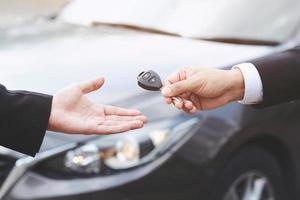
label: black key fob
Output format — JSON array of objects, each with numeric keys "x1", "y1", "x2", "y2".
[
  {"x1": 137, "y1": 70, "x2": 163, "y2": 91},
  {"x1": 137, "y1": 69, "x2": 182, "y2": 104}
]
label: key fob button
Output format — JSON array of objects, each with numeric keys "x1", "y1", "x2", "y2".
[
  {"x1": 149, "y1": 76, "x2": 157, "y2": 83},
  {"x1": 137, "y1": 70, "x2": 163, "y2": 91},
  {"x1": 142, "y1": 72, "x2": 151, "y2": 79}
]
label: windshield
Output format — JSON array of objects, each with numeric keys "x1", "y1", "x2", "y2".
[
  {"x1": 61, "y1": 0, "x2": 300, "y2": 43},
  {"x1": 0, "y1": 0, "x2": 67, "y2": 28}
]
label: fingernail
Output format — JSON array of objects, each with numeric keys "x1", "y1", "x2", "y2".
[{"x1": 161, "y1": 87, "x2": 172, "y2": 95}]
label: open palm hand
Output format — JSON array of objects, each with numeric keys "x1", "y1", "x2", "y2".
[{"x1": 48, "y1": 78, "x2": 147, "y2": 135}]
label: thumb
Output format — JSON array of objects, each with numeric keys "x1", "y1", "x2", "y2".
[
  {"x1": 161, "y1": 79, "x2": 193, "y2": 97},
  {"x1": 79, "y1": 77, "x2": 105, "y2": 93}
]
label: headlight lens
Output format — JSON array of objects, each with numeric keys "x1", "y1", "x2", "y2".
[
  {"x1": 116, "y1": 137, "x2": 140, "y2": 162},
  {"x1": 149, "y1": 129, "x2": 168, "y2": 146},
  {"x1": 65, "y1": 144, "x2": 101, "y2": 174},
  {"x1": 104, "y1": 137, "x2": 140, "y2": 169},
  {"x1": 62, "y1": 118, "x2": 198, "y2": 174}
]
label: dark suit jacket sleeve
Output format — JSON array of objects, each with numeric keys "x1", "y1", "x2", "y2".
[
  {"x1": 0, "y1": 84, "x2": 52, "y2": 156},
  {"x1": 250, "y1": 46, "x2": 300, "y2": 107}
]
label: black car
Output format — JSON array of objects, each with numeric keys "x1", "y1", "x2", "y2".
[{"x1": 1, "y1": 0, "x2": 300, "y2": 200}]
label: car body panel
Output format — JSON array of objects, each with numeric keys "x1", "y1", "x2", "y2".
[
  {"x1": 1, "y1": 22, "x2": 300, "y2": 199},
  {"x1": 0, "y1": 22, "x2": 273, "y2": 151}
]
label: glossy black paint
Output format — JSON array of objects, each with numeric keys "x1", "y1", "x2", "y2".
[{"x1": 25, "y1": 101, "x2": 300, "y2": 200}]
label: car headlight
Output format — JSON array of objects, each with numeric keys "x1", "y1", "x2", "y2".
[
  {"x1": 65, "y1": 144, "x2": 101, "y2": 174},
  {"x1": 36, "y1": 117, "x2": 199, "y2": 176},
  {"x1": 103, "y1": 136, "x2": 140, "y2": 169},
  {"x1": 63, "y1": 128, "x2": 169, "y2": 173}
]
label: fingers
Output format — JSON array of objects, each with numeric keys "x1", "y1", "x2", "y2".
[
  {"x1": 164, "y1": 70, "x2": 181, "y2": 86},
  {"x1": 190, "y1": 94, "x2": 202, "y2": 110},
  {"x1": 173, "y1": 97, "x2": 184, "y2": 109},
  {"x1": 183, "y1": 106, "x2": 197, "y2": 114},
  {"x1": 164, "y1": 97, "x2": 173, "y2": 104},
  {"x1": 183, "y1": 100, "x2": 194, "y2": 110},
  {"x1": 178, "y1": 99, "x2": 197, "y2": 113},
  {"x1": 86, "y1": 105, "x2": 147, "y2": 135},
  {"x1": 171, "y1": 97, "x2": 197, "y2": 113},
  {"x1": 104, "y1": 105, "x2": 142, "y2": 116},
  {"x1": 106, "y1": 115, "x2": 147, "y2": 123},
  {"x1": 162, "y1": 68, "x2": 193, "y2": 97},
  {"x1": 102, "y1": 119, "x2": 143, "y2": 126},
  {"x1": 97, "y1": 124, "x2": 131, "y2": 134},
  {"x1": 161, "y1": 78, "x2": 193, "y2": 97},
  {"x1": 96, "y1": 120, "x2": 144, "y2": 134},
  {"x1": 79, "y1": 77, "x2": 105, "y2": 94}
]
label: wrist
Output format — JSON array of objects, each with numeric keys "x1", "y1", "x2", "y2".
[
  {"x1": 47, "y1": 95, "x2": 59, "y2": 132},
  {"x1": 225, "y1": 69, "x2": 245, "y2": 102},
  {"x1": 48, "y1": 109, "x2": 55, "y2": 132}
]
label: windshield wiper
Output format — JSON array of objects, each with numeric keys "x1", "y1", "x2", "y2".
[{"x1": 198, "y1": 37, "x2": 280, "y2": 46}]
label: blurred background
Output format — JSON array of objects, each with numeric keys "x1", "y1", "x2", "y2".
[{"x1": 0, "y1": 0, "x2": 66, "y2": 27}]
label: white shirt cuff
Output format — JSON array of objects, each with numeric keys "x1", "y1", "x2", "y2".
[{"x1": 232, "y1": 63, "x2": 263, "y2": 104}]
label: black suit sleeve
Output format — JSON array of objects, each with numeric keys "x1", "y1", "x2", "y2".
[
  {"x1": 250, "y1": 46, "x2": 300, "y2": 107},
  {"x1": 0, "y1": 84, "x2": 52, "y2": 156}
]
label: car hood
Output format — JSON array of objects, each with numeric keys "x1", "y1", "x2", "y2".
[{"x1": 0, "y1": 24, "x2": 274, "y2": 152}]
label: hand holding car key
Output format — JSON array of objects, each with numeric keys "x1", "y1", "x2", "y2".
[{"x1": 138, "y1": 70, "x2": 196, "y2": 112}]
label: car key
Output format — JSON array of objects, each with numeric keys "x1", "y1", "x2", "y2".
[{"x1": 137, "y1": 70, "x2": 182, "y2": 104}]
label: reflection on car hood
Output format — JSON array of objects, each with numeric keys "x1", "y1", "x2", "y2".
[{"x1": 0, "y1": 25, "x2": 274, "y2": 151}]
